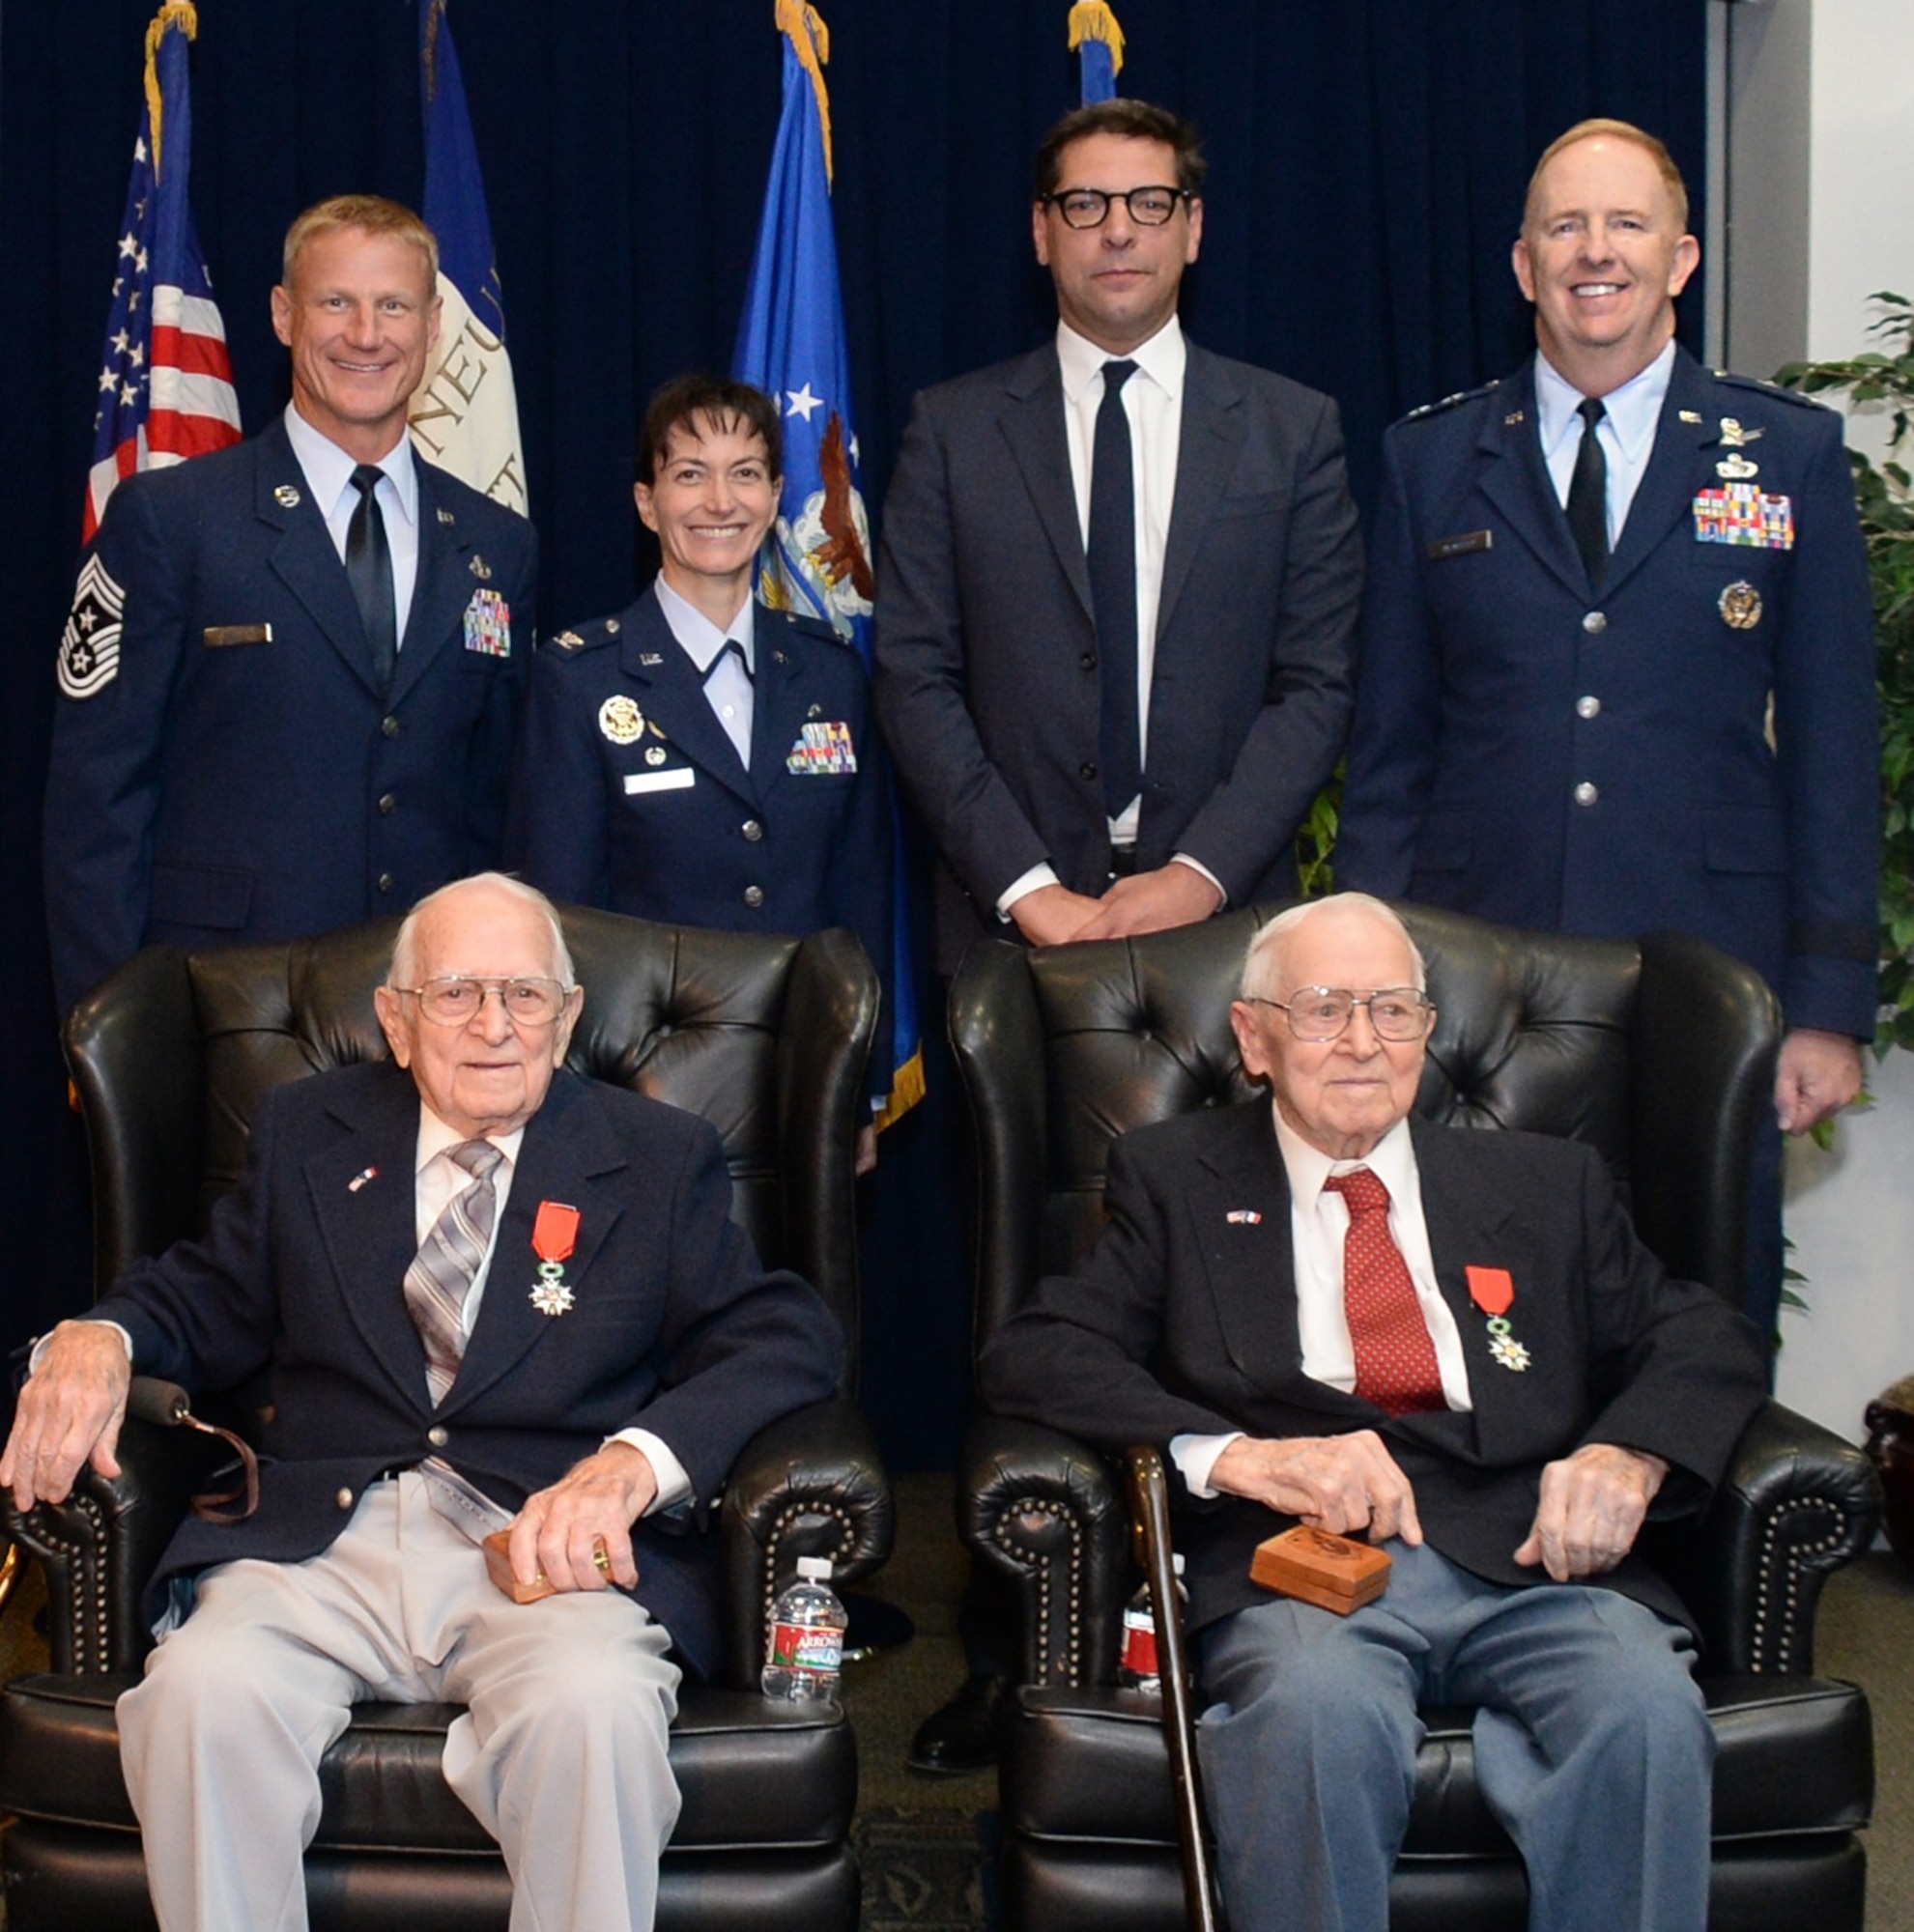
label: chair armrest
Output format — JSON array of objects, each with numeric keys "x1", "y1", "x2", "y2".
[
  {"x1": 776, "y1": 929, "x2": 880, "y2": 1390},
  {"x1": 957, "y1": 1415, "x2": 1128, "y2": 1688},
  {"x1": 718, "y1": 1397, "x2": 893, "y2": 1689},
  {"x1": 2, "y1": 1378, "x2": 225, "y2": 1675},
  {"x1": 1658, "y1": 1397, "x2": 1882, "y2": 1674}
]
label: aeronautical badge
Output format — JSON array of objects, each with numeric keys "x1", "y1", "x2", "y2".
[
  {"x1": 1693, "y1": 483, "x2": 1795, "y2": 550},
  {"x1": 1466, "y1": 1265, "x2": 1531, "y2": 1372},
  {"x1": 463, "y1": 588, "x2": 511, "y2": 658},
  {"x1": 1718, "y1": 416, "x2": 1765, "y2": 449},
  {"x1": 1719, "y1": 582, "x2": 1763, "y2": 631},
  {"x1": 786, "y1": 720, "x2": 857, "y2": 775},
  {"x1": 598, "y1": 695, "x2": 644, "y2": 745},
  {"x1": 58, "y1": 553, "x2": 126, "y2": 699}
]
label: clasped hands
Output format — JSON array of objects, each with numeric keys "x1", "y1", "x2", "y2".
[
  {"x1": 0, "y1": 1319, "x2": 655, "y2": 1599},
  {"x1": 1210, "y1": 1429, "x2": 1668, "y2": 1582},
  {"x1": 1012, "y1": 864, "x2": 1224, "y2": 947}
]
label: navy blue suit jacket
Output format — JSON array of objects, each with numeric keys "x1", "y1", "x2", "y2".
[
  {"x1": 92, "y1": 1062, "x2": 842, "y2": 1678},
  {"x1": 505, "y1": 590, "x2": 892, "y2": 1068},
  {"x1": 44, "y1": 414, "x2": 537, "y2": 1016},
  {"x1": 1337, "y1": 349, "x2": 1878, "y2": 1037},
  {"x1": 982, "y1": 1103, "x2": 1766, "y2": 1639},
  {"x1": 873, "y1": 341, "x2": 1361, "y2": 971}
]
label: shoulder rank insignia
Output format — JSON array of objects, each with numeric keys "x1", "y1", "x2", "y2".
[
  {"x1": 1399, "y1": 378, "x2": 1500, "y2": 426},
  {"x1": 58, "y1": 553, "x2": 127, "y2": 699}
]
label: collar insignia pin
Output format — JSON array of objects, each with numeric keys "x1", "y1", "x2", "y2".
[
  {"x1": 437, "y1": 508, "x2": 455, "y2": 526},
  {"x1": 348, "y1": 1166, "x2": 377, "y2": 1193}
]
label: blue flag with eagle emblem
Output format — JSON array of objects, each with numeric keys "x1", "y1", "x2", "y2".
[{"x1": 733, "y1": 1, "x2": 924, "y2": 1125}]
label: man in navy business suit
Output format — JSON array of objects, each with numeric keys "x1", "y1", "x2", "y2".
[
  {"x1": 873, "y1": 99, "x2": 1360, "y2": 973},
  {"x1": 1336, "y1": 121, "x2": 1878, "y2": 1338},
  {"x1": 507, "y1": 376, "x2": 892, "y2": 1149},
  {"x1": 43, "y1": 194, "x2": 536, "y2": 1019},
  {"x1": 983, "y1": 895, "x2": 1767, "y2": 1932},
  {"x1": 2, "y1": 872, "x2": 841, "y2": 1931}
]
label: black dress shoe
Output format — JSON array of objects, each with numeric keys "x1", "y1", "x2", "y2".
[{"x1": 908, "y1": 1673, "x2": 1011, "y2": 1774}]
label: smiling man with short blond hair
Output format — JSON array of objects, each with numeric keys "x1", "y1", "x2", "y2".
[{"x1": 1338, "y1": 119, "x2": 1879, "y2": 1342}]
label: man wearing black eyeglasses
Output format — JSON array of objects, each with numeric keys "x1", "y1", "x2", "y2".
[
  {"x1": 3, "y1": 870, "x2": 840, "y2": 1932},
  {"x1": 874, "y1": 99, "x2": 1360, "y2": 973}
]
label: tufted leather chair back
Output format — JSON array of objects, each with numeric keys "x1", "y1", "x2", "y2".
[
  {"x1": 950, "y1": 901, "x2": 1780, "y2": 1353},
  {"x1": 64, "y1": 907, "x2": 879, "y2": 1388}
]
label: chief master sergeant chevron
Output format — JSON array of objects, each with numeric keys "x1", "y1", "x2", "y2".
[
  {"x1": 43, "y1": 193, "x2": 536, "y2": 1020},
  {"x1": 1335, "y1": 120, "x2": 1878, "y2": 1340}
]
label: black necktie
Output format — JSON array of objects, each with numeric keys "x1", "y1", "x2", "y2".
[
  {"x1": 1565, "y1": 396, "x2": 1609, "y2": 588},
  {"x1": 1088, "y1": 358, "x2": 1141, "y2": 819},
  {"x1": 347, "y1": 463, "x2": 398, "y2": 690}
]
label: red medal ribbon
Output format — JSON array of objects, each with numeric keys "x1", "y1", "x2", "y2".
[
  {"x1": 531, "y1": 1201, "x2": 581, "y2": 1264},
  {"x1": 1465, "y1": 1265, "x2": 1514, "y2": 1317}
]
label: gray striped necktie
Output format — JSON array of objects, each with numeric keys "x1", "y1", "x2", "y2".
[{"x1": 404, "y1": 1138, "x2": 505, "y2": 1403}]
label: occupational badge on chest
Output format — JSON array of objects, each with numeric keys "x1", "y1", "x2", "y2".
[
  {"x1": 598, "y1": 696, "x2": 645, "y2": 745},
  {"x1": 1718, "y1": 582, "x2": 1763, "y2": 631}
]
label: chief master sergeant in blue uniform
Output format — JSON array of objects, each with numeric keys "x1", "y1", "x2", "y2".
[
  {"x1": 43, "y1": 193, "x2": 535, "y2": 1022},
  {"x1": 506, "y1": 375, "x2": 892, "y2": 1158},
  {"x1": 1337, "y1": 120, "x2": 1878, "y2": 1338}
]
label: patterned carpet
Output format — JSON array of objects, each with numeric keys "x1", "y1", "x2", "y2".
[{"x1": 854, "y1": 1805, "x2": 998, "y2": 1931}]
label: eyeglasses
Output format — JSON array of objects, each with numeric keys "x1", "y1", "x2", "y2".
[
  {"x1": 1248, "y1": 987, "x2": 1434, "y2": 1043},
  {"x1": 1040, "y1": 185, "x2": 1191, "y2": 229},
  {"x1": 391, "y1": 976, "x2": 571, "y2": 1028}
]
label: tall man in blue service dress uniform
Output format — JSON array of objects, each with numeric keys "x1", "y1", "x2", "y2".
[
  {"x1": 983, "y1": 895, "x2": 1767, "y2": 1932},
  {"x1": 873, "y1": 99, "x2": 1360, "y2": 970},
  {"x1": 1, "y1": 871, "x2": 842, "y2": 1932},
  {"x1": 507, "y1": 376, "x2": 892, "y2": 1163},
  {"x1": 1336, "y1": 122, "x2": 1879, "y2": 1338},
  {"x1": 43, "y1": 195, "x2": 536, "y2": 1020}
]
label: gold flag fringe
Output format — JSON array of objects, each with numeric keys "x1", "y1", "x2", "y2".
[
  {"x1": 144, "y1": 2, "x2": 199, "y2": 181},
  {"x1": 774, "y1": 0, "x2": 835, "y2": 187},
  {"x1": 1067, "y1": 1, "x2": 1126, "y2": 76}
]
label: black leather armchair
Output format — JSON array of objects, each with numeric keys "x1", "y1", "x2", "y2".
[
  {"x1": 0, "y1": 908, "x2": 893, "y2": 1932},
  {"x1": 949, "y1": 903, "x2": 1879, "y2": 1932}
]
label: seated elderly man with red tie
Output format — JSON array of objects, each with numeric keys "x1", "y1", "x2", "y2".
[
  {"x1": 1, "y1": 870, "x2": 841, "y2": 1932},
  {"x1": 981, "y1": 893, "x2": 1767, "y2": 1932}
]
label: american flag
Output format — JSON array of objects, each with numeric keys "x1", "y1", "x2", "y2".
[{"x1": 83, "y1": 1, "x2": 241, "y2": 543}]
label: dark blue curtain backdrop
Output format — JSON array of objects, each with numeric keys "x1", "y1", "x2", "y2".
[{"x1": 0, "y1": 0, "x2": 1706, "y2": 1464}]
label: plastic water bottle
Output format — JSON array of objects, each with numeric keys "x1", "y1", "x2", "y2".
[
  {"x1": 1117, "y1": 1553, "x2": 1186, "y2": 1695},
  {"x1": 761, "y1": 1556, "x2": 848, "y2": 1700}
]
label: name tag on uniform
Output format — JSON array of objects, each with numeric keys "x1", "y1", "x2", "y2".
[
  {"x1": 624, "y1": 768, "x2": 695, "y2": 796},
  {"x1": 203, "y1": 624, "x2": 272, "y2": 647},
  {"x1": 1425, "y1": 529, "x2": 1493, "y2": 561}
]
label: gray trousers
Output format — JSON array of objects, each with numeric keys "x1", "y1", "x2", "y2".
[
  {"x1": 1194, "y1": 1541, "x2": 1712, "y2": 1932},
  {"x1": 118, "y1": 1471, "x2": 683, "y2": 1932}
]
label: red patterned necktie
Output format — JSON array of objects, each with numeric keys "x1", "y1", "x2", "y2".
[{"x1": 1322, "y1": 1167, "x2": 1443, "y2": 1417}]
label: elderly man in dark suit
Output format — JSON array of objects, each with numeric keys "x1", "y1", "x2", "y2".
[
  {"x1": 983, "y1": 894, "x2": 1766, "y2": 1932},
  {"x1": 1335, "y1": 120, "x2": 1878, "y2": 1339},
  {"x1": 44, "y1": 194, "x2": 536, "y2": 1020},
  {"x1": 2, "y1": 872, "x2": 841, "y2": 1932},
  {"x1": 873, "y1": 98, "x2": 1360, "y2": 972}
]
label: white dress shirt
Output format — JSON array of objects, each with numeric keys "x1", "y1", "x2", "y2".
[
  {"x1": 413, "y1": 1104, "x2": 689, "y2": 1510},
  {"x1": 654, "y1": 573, "x2": 757, "y2": 767},
  {"x1": 282, "y1": 404, "x2": 421, "y2": 645},
  {"x1": 1533, "y1": 337, "x2": 1676, "y2": 550},
  {"x1": 996, "y1": 314, "x2": 1224, "y2": 915},
  {"x1": 1172, "y1": 1110, "x2": 1472, "y2": 1499}
]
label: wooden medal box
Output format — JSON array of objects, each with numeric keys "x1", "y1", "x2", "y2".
[{"x1": 1250, "y1": 1525, "x2": 1391, "y2": 1615}]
